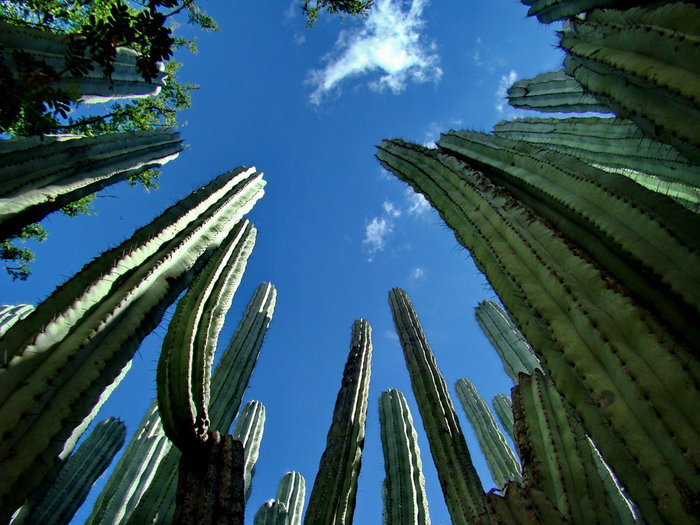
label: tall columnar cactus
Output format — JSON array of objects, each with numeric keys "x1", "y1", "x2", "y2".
[
  {"x1": 474, "y1": 300, "x2": 541, "y2": 383},
  {"x1": 254, "y1": 472, "x2": 306, "y2": 525},
  {"x1": 506, "y1": 70, "x2": 611, "y2": 114},
  {"x1": 11, "y1": 418, "x2": 126, "y2": 525},
  {"x1": 437, "y1": 129, "x2": 700, "y2": 349},
  {"x1": 0, "y1": 305, "x2": 34, "y2": 337},
  {"x1": 559, "y1": 3, "x2": 700, "y2": 163},
  {"x1": 378, "y1": 389, "x2": 431, "y2": 525},
  {"x1": 376, "y1": 139, "x2": 700, "y2": 524},
  {"x1": 0, "y1": 166, "x2": 265, "y2": 521},
  {"x1": 520, "y1": 0, "x2": 666, "y2": 23},
  {"x1": 492, "y1": 116, "x2": 700, "y2": 209},
  {"x1": 231, "y1": 400, "x2": 266, "y2": 502},
  {"x1": 0, "y1": 129, "x2": 184, "y2": 240},
  {"x1": 304, "y1": 319, "x2": 372, "y2": 525},
  {"x1": 254, "y1": 500, "x2": 290, "y2": 525},
  {"x1": 388, "y1": 288, "x2": 485, "y2": 524},
  {"x1": 454, "y1": 378, "x2": 522, "y2": 489},
  {"x1": 125, "y1": 282, "x2": 276, "y2": 525},
  {"x1": 0, "y1": 21, "x2": 167, "y2": 102},
  {"x1": 492, "y1": 394, "x2": 514, "y2": 442}
]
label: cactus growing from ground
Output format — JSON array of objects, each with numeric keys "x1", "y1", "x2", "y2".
[
  {"x1": 454, "y1": 378, "x2": 522, "y2": 489},
  {"x1": 231, "y1": 400, "x2": 266, "y2": 502},
  {"x1": 0, "y1": 130, "x2": 183, "y2": 240},
  {"x1": 0, "y1": 166, "x2": 265, "y2": 521},
  {"x1": 378, "y1": 389, "x2": 431, "y2": 525},
  {"x1": 376, "y1": 139, "x2": 700, "y2": 524},
  {"x1": 492, "y1": 394, "x2": 514, "y2": 442},
  {"x1": 304, "y1": 319, "x2": 372, "y2": 525},
  {"x1": 11, "y1": 418, "x2": 126, "y2": 525}
]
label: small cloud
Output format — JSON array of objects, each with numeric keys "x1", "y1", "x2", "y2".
[
  {"x1": 383, "y1": 200, "x2": 402, "y2": 217},
  {"x1": 384, "y1": 330, "x2": 399, "y2": 340},
  {"x1": 307, "y1": 0, "x2": 442, "y2": 105},
  {"x1": 496, "y1": 70, "x2": 518, "y2": 113},
  {"x1": 410, "y1": 267, "x2": 425, "y2": 280},
  {"x1": 363, "y1": 216, "x2": 393, "y2": 261},
  {"x1": 405, "y1": 187, "x2": 431, "y2": 215}
]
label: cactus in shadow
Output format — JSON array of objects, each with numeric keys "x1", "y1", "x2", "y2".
[
  {"x1": 474, "y1": 300, "x2": 541, "y2": 383},
  {"x1": 11, "y1": 418, "x2": 126, "y2": 525},
  {"x1": 492, "y1": 394, "x2": 514, "y2": 442},
  {"x1": 0, "y1": 129, "x2": 184, "y2": 241},
  {"x1": 0, "y1": 166, "x2": 265, "y2": 522},
  {"x1": 231, "y1": 400, "x2": 266, "y2": 502},
  {"x1": 559, "y1": 3, "x2": 700, "y2": 163},
  {"x1": 455, "y1": 378, "x2": 522, "y2": 489},
  {"x1": 254, "y1": 472, "x2": 306, "y2": 525},
  {"x1": 520, "y1": 0, "x2": 668, "y2": 23},
  {"x1": 376, "y1": 139, "x2": 700, "y2": 524},
  {"x1": 379, "y1": 388, "x2": 431, "y2": 525},
  {"x1": 506, "y1": 70, "x2": 611, "y2": 114},
  {"x1": 304, "y1": 319, "x2": 372, "y2": 525},
  {"x1": 0, "y1": 304, "x2": 34, "y2": 337}
]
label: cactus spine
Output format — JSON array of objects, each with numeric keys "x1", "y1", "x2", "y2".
[
  {"x1": 231, "y1": 400, "x2": 266, "y2": 501},
  {"x1": 492, "y1": 394, "x2": 514, "y2": 442},
  {"x1": 378, "y1": 389, "x2": 431, "y2": 525},
  {"x1": 376, "y1": 139, "x2": 700, "y2": 524},
  {"x1": 454, "y1": 378, "x2": 522, "y2": 488},
  {"x1": 304, "y1": 320, "x2": 372, "y2": 525},
  {"x1": 474, "y1": 300, "x2": 541, "y2": 383},
  {"x1": 0, "y1": 130, "x2": 184, "y2": 240},
  {"x1": 11, "y1": 418, "x2": 125, "y2": 525},
  {"x1": 0, "y1": 166, "x2": 265, "y2": 521},
  {"x1": 388, "y1": 288, "x2": 485, "y2": 523}
]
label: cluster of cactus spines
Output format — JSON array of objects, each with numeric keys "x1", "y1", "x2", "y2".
[
  {"x1": 388, "y1": 288, "x2": 485, "y2": 524},
  {"x1": 254, "y1": 472, "x2": 306, "y2": 525},
  {"x1": 506, "y1": 70, "x2": 611, "y2": 114},
  {"x1": 491, "y1": 394, "x2": 514, "y2": 442},
  {"x1": 0, "y1": 166, "x2": 265, "y2": 521},
  {"x1": 378, "y1": 389, "x2": 431, "y2": 525},
  {"x1": 0, "y1": 21, "x2": 167, "y2": 102},
  {"x1": 304, "y1": 319, "x2": 372, "y2": 525},
  {"x1": 0, "y1": 129, "x2": 184, "y2": 240},
  {"x1": 438, "y1": 129, "x2": 700, "y2": 349},
  {"x1": 492, "y1": 116, "x2": 700, "y2": 209},
  {"x1": 375, "y1": 140, "x2": 699, "y2": 524},
  {"x1": 0, "y1": 304, "x2": 34, "y2": 337},
  {"x1": 124, "y1": 283, "x2": 276, "y2": 525},
  {"x1": 454, "y1": 378, "x2": 522, "y2": 489},
  {"x1": 559, "y1": 3, "x2": 700, "y2": 163},
  {"x1": 231, "y1": 400, "x2": 266, "y2": 501},
  {"x1": 11, "y1": 418, "x2": 126, "y2": 525},
  {"x1": 474, "y1": 300, "x2": 541, "y2": 383}
]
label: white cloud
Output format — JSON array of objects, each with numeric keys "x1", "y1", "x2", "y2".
[
  {"x1": 410, "y1": 267, "x2": 425, "y2": 280},
  {"x1": 495, "y1": 70, "x2": 518, "y2": 113},
  {"x1": 363, "y1": 216, "x2": 393, "y2": 261},
  {"x1": 383, "y1": 200, "x2": 402, "y2": 217},
  {"x1": 405, "y1": 187, "x2": 431, "y2": 215},
  {"x1": 307, "y1": 0, "x2": 442, "y2": 105}
]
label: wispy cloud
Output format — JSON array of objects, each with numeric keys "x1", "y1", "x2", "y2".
[
  {"x1": 383, "y1": 200, "x2": 402, "y2": 217},
  {"x1": 307, "y1": 0, "x2": 442, "y2": 105},
  {"x1": 363, "y1": 216, "x2": 394, "y2": 261},
  {"x1": 495, "y1": 70, "x2": 518, "y2": 113},
  {"x1": 405, "y1": 187, "x2": 430, "y2": 216},
  {"x1": 410, "y1": 267, "x2": 425, "y2": 280}
]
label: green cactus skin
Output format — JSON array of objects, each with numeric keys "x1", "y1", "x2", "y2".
[
  {"x1": 506, "y1": 70, "x2": 611, "y2": 114},
  {"x1": 375, "y1": 140, "x2": 700, "y2": 524},
  {"x1": 438, "y1": 129, "x2": 700, "y2": 350},
  {"x1": 388, "y1": 288, "x2": 486, "y2": 524},
  {"x1": 231, "y1": 400, "x2": 266, "y2": 502},
  {"x1": 304, "y1": 319, "x2": 372, "y2": 525},
  {"x1": 0, "y1": 167, "x2": 265, "y2": 521},
  {"x1": 521, "y1": 0, "x2": 665, "y2": 23},
  {"x1": 0, "y1": 130, "x2": 183, "y2": 241},
  {"x1": 172, "y1": 432, "x2": 245, "y2": 525},
  {"x1": 124, "y1": 283, "x2": 276, "y2": 525},
  {"x1": 492, "y1": 117, "x2": 700, "y2": 209},
  {"x1": 11, "y1": 418, "x2": 125, "y2": 525},
  {"x1": 254, "y1": 500, "x2": 290, "y2": 525},
  {"x1": 455, "y1": 378, "x2": 522, "y2": 489},
  {"x1": 560, "y1": 4, "x2": 700, "y2": 163},
  {"x1": 491, "y1": 394, "x2": 514, "y2": 442},
  {"x1": 0, "y1": 21, "x2": 166, "y2": 102},
  {"x1": 0, "y1": 305, "x2": 34, "y2": 337},
  {"x1": 157, "y1": 220, "x2": 256, "y2": 451},
  {"x1": 276, "y1": 472, "x2": 306, "y2": 525},
  {"x1": 379, "y1": 389, "x2": 431, "y2": 525},
  {"x1": 474, "y1": 300, "x2": 541, "y2": 383}
]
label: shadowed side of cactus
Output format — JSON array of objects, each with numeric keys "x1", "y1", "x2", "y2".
[
  {"x1": 379, "y1": 388, "x2": 431, "y2": 525},
  {"x1": 492, "y1": 394, "x2": 514, "y2": 441},
  {"x1": 304, "y1": 319, "x2": 372, "y2": 525},
  {"x1": 521, "y1": 0, "x2": 666, "y2": 23},
  {"x1": 506, "y1": 70, "x2": 611, "y2": 113},
  {"x1": 231, "y1": 400, "x2": 266, "y2": 502}
]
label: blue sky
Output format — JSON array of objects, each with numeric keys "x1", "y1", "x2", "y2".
[{"x1": 2, "y1": 1, "x2": 564, "y2": 522}]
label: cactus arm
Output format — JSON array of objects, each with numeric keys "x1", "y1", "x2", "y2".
[
  {"x1": 276, "y1": 472, "x2": 306, "y2": 525},
  {"x1": 521, "y1": 0, "x2": 664, "y2": 23},
  {"x1": 506, "y1": 70, "x2": 611, "y2": 113},
  {"x1": 379, "y1": 389, "x2": 431, "y2": 525},
  {"x1": 0, "y1": 167, "x2": 264, "y2": 521},
  {"x1": 474, "y1": 300, "x2": 541, "y2": 383},
  {"x1": 454, "y1": 379, "x2": 522, "y2": 489},
  {"x1": 304, "y1": 320, "x2": 372, "y2": 525},
  {"x1": 254, "y1": 500, "x2": 290, "y2": 525},
  {"x1": 492, "y1": 394, "x2": 515, "y2": 442},
  {"x1": 230, "y1": 400, "x2": 266, "y2": 502},
  {"x1": 0, "y1": 305, "x2": 34, "y2": 337},
  {"x1": 376, "y1": 139, "x2": 699, "y2": 524},
  {"x1": 388, "y1": 288, "x2": 486, "y2": 523}
]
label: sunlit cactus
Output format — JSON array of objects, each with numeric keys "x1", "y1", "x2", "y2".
[
  {"x1": 254, "y1": 500, "x2": 289, "y2": 525},
  {"x1": 0, "y1": 304, "x2": 34, "y2": 337},
  {"x1": 379, "y1": 389, "x2": 431, "y2": 525},
  {"x1": 231, "y1": 400, "x2": 266, "y2": 501},
  {"x1": 304, "y1": 320, "x2": 372, "y2": 525},
  {"x1": 454, "y1": 378, "x2": 522, "y2": 489},
  {"x1": 0, "y1": 166, "x2": 264, "y2": 521},
  {"x1": 0, "y1": 130, "x2": 183, "y2": 240},
  {"x1": 254, "y1": 472, "x2": 306, "y2": 525},
  {"x1": 492, "y1": 394, "x2": 514, "y2": 441}
]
